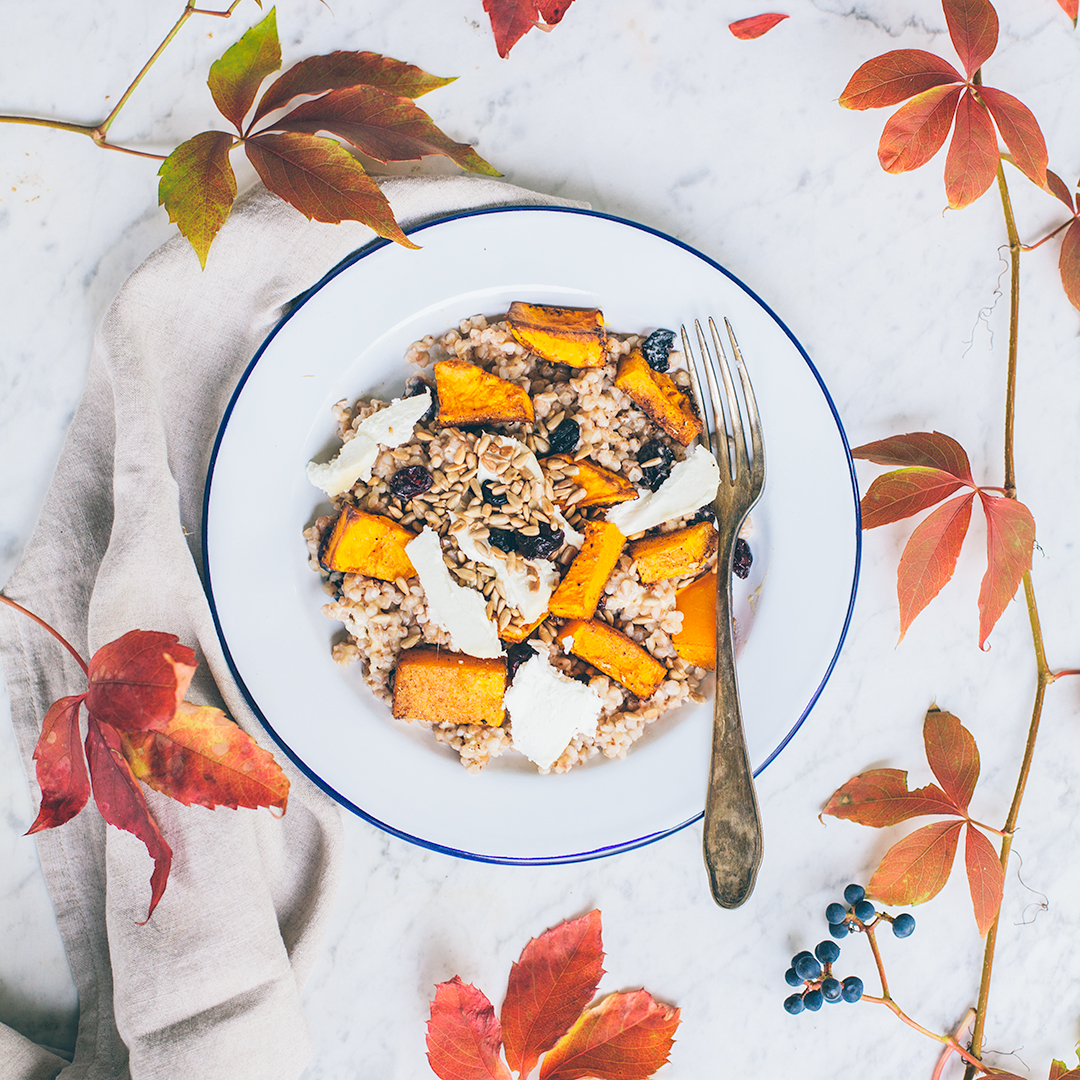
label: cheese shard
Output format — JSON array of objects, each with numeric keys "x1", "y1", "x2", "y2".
[
  {"x1": 605, "y1": 444, "x2": 720, "y2": 535},
  {"x1": 405, "y1": 527, "x2": 501, "y2": 658},
  {"x1": 307, "y1": 389, "x2": 432, "y2": 496},
  {"x1": 504, "y1": 651, "x2": 603, "y2": 769}
]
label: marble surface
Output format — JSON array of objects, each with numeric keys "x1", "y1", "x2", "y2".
[{"x1": 4, "y1": 0, "x2": 1080, "y2": 1076}]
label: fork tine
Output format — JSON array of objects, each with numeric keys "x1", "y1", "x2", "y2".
[
  {"x1": 680, "y1": 325, "x2": 715, "y2": 461},
  {"x1": 707, "y1": 318, "x2": 749, "y2": 481},
  {"x1": 723, "y1": 318, "x2": 764, "y2": 482},
  {"x1": 695, "y1": 320, "x2": 731, "y2": 484}
]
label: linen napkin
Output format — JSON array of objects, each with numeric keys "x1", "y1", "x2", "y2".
[{"x1": 0, "y1": 175, "x2": 586, "y2": 1080}]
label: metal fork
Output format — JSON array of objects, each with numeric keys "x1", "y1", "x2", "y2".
[{"x1": 681, "y1": 318, "x2": 765, "y2": 909}]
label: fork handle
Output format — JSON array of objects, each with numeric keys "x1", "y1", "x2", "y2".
[{"x1": 703, "y1": 552, "x2": 763, "y2": 908}]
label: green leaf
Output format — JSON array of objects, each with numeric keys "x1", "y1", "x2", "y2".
[
  {"x1": 208, "y1": 6, "x2": 282, "y2": 133},
  {"x1": 245, "y1": 130, "x2": 419, "y2": 248},
  {"x1": 158, "y1": 131, "x2": 238, "y2": 268}
]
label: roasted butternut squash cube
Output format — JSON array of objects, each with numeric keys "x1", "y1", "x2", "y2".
[
  {"x1": 558, "y1": 618, "x2": 666, "y2": 699},
  {"x1": 672, "y1": 571, "x2": 716, "y2": 669},
  {"x1": 629, "y1": 521, "x2": 719, "y2": 584},
  {"x1": 544, "y1": 454, "x2": 638, "y2": 509},
  {"x1": 614, "y1": 347, "x2": 703, "y2": 445},
  {"x1": 319, "y1": 507, "x2": 416, "y2": 580},
  {"x1": 392, "y1": 648, "x2": 507, "y2": 725},
  {"x1": 507, "y1": 302, "x2": 608, "y2": 368},
  {"x1": 434, "y1": 359, "x2": 534, "y2": 426},
  {"x1": 549, "y1": 522, "x2": 626, "y2": 620}
]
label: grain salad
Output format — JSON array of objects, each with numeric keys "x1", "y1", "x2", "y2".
[{"x1": 303, "y1": 304, "x2": 748, "y2": 774}]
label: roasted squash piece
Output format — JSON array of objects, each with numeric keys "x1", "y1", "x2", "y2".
[
  {"x1": 549, "y1": 522, "x2": 626, "y2": 620},
  {"x1": 629, "y1": 521, "x2": 719, "y2": 584},
  {"x1": 434, "y1": 359, "x2": 534, "y2": 426},
  {"x1": 614, "y1": 347, "x2": 703, "y2": 445},
  {"x1": 319, "y1": 507, "x2": 416, "y2": 580},
  {"x1": 672, "y1": 571, "x2": 716, "y2": 669},
  {"x1": 544, "y1": 454, "x2": 638, "y2": 509},
  {"x1": 500, "y1": 613, "x2": 548, "y2": 644},
  {"x1": 392, "y1": 648, "x2": 507, "y2": 725},
  {"x1": 558, "y1": 618, "x2": 666, "y2": 699},
  {"x1": 507, "y1": 302, "x2": 608, "y2": 368}
]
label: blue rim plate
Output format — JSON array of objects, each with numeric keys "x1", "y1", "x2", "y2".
[{"x1": 203, "y1": 206, "x2": 860, "y2": 865}]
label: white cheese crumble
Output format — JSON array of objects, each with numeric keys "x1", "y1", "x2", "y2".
[
  {"x1": 404, "y1": 527, "x2": 502, "y2": 658},
  {"x1": 307, "y1": 389, "x2": 432, "y2": 497},
  {"x1": 605, "y1": 444, "x2": 720, "y2": 535},
  {"x1": 504, "y1": 651, "x2": 603, "y2": 770}
]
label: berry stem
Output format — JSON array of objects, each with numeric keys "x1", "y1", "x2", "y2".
[
  {"x1": 0, "y1": 595, "x2": 89, "y2": 677},
  {"x1": 861, "y1": 995, "x2": 985, "y2": 1072},
  {"x1": 864, "y1": 922, "x2": 891, "y2": 1000}
]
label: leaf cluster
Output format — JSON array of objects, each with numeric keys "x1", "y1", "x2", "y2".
[{"x1": 426, "y1": 910, "x2": 679, "y2": 1080}]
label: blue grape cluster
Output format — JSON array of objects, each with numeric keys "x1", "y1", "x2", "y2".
[
  {"x1": 825, "y1": 883, "x2": 917, "y2": 940},
  {"x1": 782, "y1": 940, "x2": 864, "y2": 1015}
]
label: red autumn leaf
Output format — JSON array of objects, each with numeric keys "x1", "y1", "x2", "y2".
[
  {"x1": 86, "y1": 630, "x2": 196, "y2": 733},
  {"x1": 251, "y1": 51, "x2": 455, "y2": 127},
  {"x1": 822, "y1": 768, "x2": 964, "y2": 826},
  {"x1": 1060, "y1": 219, "x2": 1080, "y2": 312},
  {"x1": 942, "y1": 0, "x2": 998, "y2": 78},
  {"x1": 426, "y1": 977, "x2": 512, "y2": 1080},
  {"x1": 860, "y1": 467, "x2": 968, "y2": 528},
  {"x1": 1046, "y1": 170, "x2": 1076, "y2": 211},
  {"x1": 539, "y1": 990, "x2": 679, "y2": 1080},
  {"x1": 923, "y1": 708, "x2": 980, "y2": 813},
  {"x1": 897, "y1": 492, "x2": 975, "y2": 641},
  {"x1": 839, "y1": 50, "x2": 961, "y2": 111},
  {"x1": 867, "y1": 819, "x2": 964, "y2": 906},
  {"x1": 944, "y1": 89, "x2": 1000, "y2": 209},
  {"x1": 483, "y1": 0, "x2": 577, "y2": 58},
  {"x1": 878, "y1": 83, "x2": 963, "y2": 173},
  {"x1": 268, "y1": 85, "x2": 499, "y2": 176},
  {"x1": 120, "y1": 700, "x2": 289, "y2": 813},
  {"x1": 977, "y1": 86, "x2": 1049, "y2": 189},
  {"x1": 537, "y1": 0, "x2": 573, "y2": 21},
  {"x1": 502, "y1": 910, "x2": 605, "y2": 1079},
  {"x1": 1050, "y1": 1062, "x2": 1080, "y2": 1080},
  {"x1": 976, "y1": 492, "x2": 1035, "y2": 648},
  {"x1": 965, "y1": 824, "x2": 1004, "y2": 936},
  {"x1": 26, "y1": 694, "x2": 90, "y2": 833},
  {"x1": 728, "y1": 13, "x2": 789, "y2": 39},
  {"x1": 85, "y1": 716, "x2": 173, "y2": 923},
  {"x1": 851, "y1": 431, "x2": 974, "y2": 483},
  {"x1": 1059, "y1": 0, "x2": 1079, "y2": 23},
  {"x1": 207, "y1": 7, "x2": 282, "y2": 133},
  {"x1": 245, "y1": 131, "x2": 417, "y2": 247}
]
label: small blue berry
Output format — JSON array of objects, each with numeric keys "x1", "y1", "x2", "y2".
[
  {"x1": 892, "y1": 913, "x2": 916, "y2": 938},
  {"x1": 784, "y1": 994, "x2": 806, "y2": 1015},
  {"x1": 828, "y1": 921, "x2": 850, "y2": 940},
  {"x1": 825, "y1": 902, "x2": 847, "y2": 925},
  {"x1": 821, "y1": 977, "x2": 842, "y2": 1002},
  {"x1": 794, "y1": 954, "x2": 822, "y2": 981},
  {"x1": 853, "y1": 899, "x2": 876, "y2": 922},
  {"x1": 785, "y1": 967, "x2": 802, "y2": 987},
  {"x1": 841, "y1": 976, "x2": 864, "y2": 1003},
  {"x1": 843, "y1": 883, "x2": 865, "y2": 905},
  {"x1": 814, "y1": 940, "x2": 841, "y2": 965},
  {"x1": 803, "y1": 989, "x2": 824, "y2": 1012}
]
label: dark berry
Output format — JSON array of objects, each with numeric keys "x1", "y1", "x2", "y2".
[
  {"x1": 505, "y1": 641, "x2": 535, "y2": 682},
  {"x1": 802, "y1": 989, "x2": 824, "y2": 1012},
  {"x1": 733, "y1": 537, "x2": 753, "y2": 580},
  {"x1": 794, "y1": 954, "x2": 822, "y2": 981},
  {"x1": 821, "y1": 977, "x2": 842, "y2": 1003},
  {"x1": 841, "y1": 976, "x2": 864, "y2": 1003},
  {"x1": 828, "y1": 921, "x2": 850, "y2": 940},
  {"x1": 688, "y1": 505, "x2": 716, "y2": 525},
  {"x1": 853, "y1": 900, "x2": 876, "y2": 923},
  {"x1": 825, "y1": 902, "x2": 847, "y2": 925},
  {"x1": 638, "y1": 440, "x2": 675, "y2": 491},
  {"x1": 642, "y1": 328, "x2": 676, "y2": 372},
  {"x1": 784, "y1": 967, "x2": 802, "y2": 988},
  {"x1": 814, "y1": 940, "x2": 841, "y2": 965},
  {"x1": 517, "y1": 522, "x2": 564, "y2": 560},
  {"x1": 405, "y1": 376, "x2": 438, "y2": 422},
  {"x1": 843, "y1": 883, "x2": 865, "y2": 905},
  {"x1": 783, "y1": 994, "x2": 805, "y2": 1016},
  {"x1": 481, "y1": 480, "x2": 509, "y2": 507},
  {"x1": 548, "y1": 417, "x2": 580, "y2": 454},
  {"x1": 892, "y1": 913, "x2": 916, "y2": 938},
  {"x1": 389, "y1": 465, "x2": 433, "y2": 501},
  {"x1": 488, "y1": 529, "x2": 518, "y2": 553}
]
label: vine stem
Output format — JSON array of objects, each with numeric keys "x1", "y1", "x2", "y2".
[{"x1": 0, "y1": 596, "x2": 88, "y2": 677}]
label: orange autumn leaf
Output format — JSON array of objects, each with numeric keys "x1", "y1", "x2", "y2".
[
  {"x1": 923, "y1": 709, "x2": 979, "y2": 812},
  {"x1": 822, "y1": 768, "x2": 963, "y2": 826},
  {"x1": 944, "y1": 90, "x2": 999, "y2": 209},
  {"x1": 728, "y1": 13, "x2": 789, "y2": 39},
  {"x1": 1060, "y1": 218, "x2": 1080, "y2": 312},
  {"x1": 852, "y1": 430, "x2": 974, "y2": 481},
  {"x1": 942, "y1": 0, "x2": 998, "y2": 77},
  {"x1": 1056, "y1": 0, "x2": 1078, "y2": 24},
  {"x1": 427, "y1": 977, "x2": 512, "y2": 1080},
  {"x1": 878, "y1": 83, "x2": 963, "y2": 174},
  {"x1": 868, "y1": 819, "x2": 964, "y2": 906},
  {"x1": 965, "y1": 823, "x2": 1004, "y2": 936},
  {"x1": 977, "y1": 492, "x2": 1035, "y2": 648},
  {"x1": 977, "y1": 86, "x2": 1048, "y2": 189},
  {"x1": 840, "y1": 50, "x2": 961, "y2": 111},
  {"x1": 26, "y1": 694, "x2": 90, "y2": 833},
  {"x1": 482, "y1": 0, "x2": 577, "y2": 58},
  {"x1": 859, "y1": 467, "x2": 968, "y2": 528}
]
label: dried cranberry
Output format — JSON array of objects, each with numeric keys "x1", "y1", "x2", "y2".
[
  {"x1": 733, "y1": 537, "x2": 753, "y2": 580},
  {"x1": 547, "y1": 417, "x2": 580, "y2": 454},
  {"x1": 481, "y1": 480, "x2": 509, "y2": 507},
  {"x1": 642, "y1": 329, "x2": 676, "y2": 372},
  {"x1": 638, "y1": 440, "x2": 675, "y2": 491},
  {"x1": 517, "y1": 522, "x2": 564, "y2": 560},
  {"x1": 405, "y1": 376, "x2": 437, "y2": 423},
  {"x1": 505, "y1": 642, "x2": 535, "y2": 682},
  {"x1": 389, "y1": 465, "x2": 433, "y2": 501},
  {"x1": 688, "y1": 505, "x2": 716, "y2": 525},
  {"x1": 487, "y1": 529, "x2": 518, "y2": 553}
]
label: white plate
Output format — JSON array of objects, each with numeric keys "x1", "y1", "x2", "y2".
[{"x1": 203, "y1": 207, "x2": 859, "y2": 864}]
